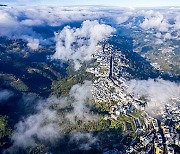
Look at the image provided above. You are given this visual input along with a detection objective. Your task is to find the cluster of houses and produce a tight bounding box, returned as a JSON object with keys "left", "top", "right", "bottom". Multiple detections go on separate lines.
{"left": 125, "top": 103, "right": 180, "bottom": 154}
{"left": 88, "top": 44, "right": 132, "bottom": 106}
{"left": 161, "top": 104, "right": 180, "bottom": 154}
{"left": 125, "top": 107, "right": 179, "bottom": 154}
{"left": 87, "top": 43, "right": 179, "bottom": 153}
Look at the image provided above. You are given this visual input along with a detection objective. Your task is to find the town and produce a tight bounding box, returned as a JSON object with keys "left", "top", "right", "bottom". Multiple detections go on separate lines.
{"left": 87, "top": 43, "right": 180, "bottom": 154}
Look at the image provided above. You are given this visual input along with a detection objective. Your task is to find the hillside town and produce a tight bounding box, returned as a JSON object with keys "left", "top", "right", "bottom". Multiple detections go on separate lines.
{"left": 87, "top": 44, "right": 180, "bottom": 154}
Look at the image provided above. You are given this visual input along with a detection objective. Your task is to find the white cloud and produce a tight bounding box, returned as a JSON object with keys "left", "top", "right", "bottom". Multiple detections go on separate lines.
{"left": 116, "top": 16, "right": 129, "bottom": 24}
{"left": 164, "top": 32, "right": 172, "bottom": 39}
{"left": 155, "top": 38, "right": 163, "bottom": 44}
{"left": 27, "top": 38, "right": 39, "bottom": 50}
{"left": 70, "top": 132, "right": 97, "bottom": 150}
{"left": 155, "top": 32, "right": 162, "bottom": 38}
{"left": 0, "top": 9, "right": 41, "bottom": 49}
{"left": 115, "top": 9, "right": 179, "bottom": 37}
{"left": 0, "top": 11, "right": 21, "bottom": 36}
{"left": 9, "top": 81, "right": 97, "bottom": 151}
{"left": 140, "top": 12, "right": 169, "bottom": 32}
{"left": 174, "top": 15, "right": 180, "bottom": 30}
{"left": 66, "top": 81, "right": 97, "bottom": 123}
{"left": 126, "top": 79, "right": 180, "bottom": 116}
{"left": 0, "top": 11, "right": 18, "bottom": 27}
{"left": 0, "top": 89, "right": 13, "bottom": 103}
{"left": 20, "top": 19, "right": 44, "bottom": 26}
{"left": 0, "top": 6, "right": 107, "bottom": 50}
{"left": 11, "top": 108, "right": 60, "bottom": 149}
{"left": 52, "top": 20, "right": 115, "bottom": 69}
{"left": 0, "top": 6, "right": 179, "bottom": 51}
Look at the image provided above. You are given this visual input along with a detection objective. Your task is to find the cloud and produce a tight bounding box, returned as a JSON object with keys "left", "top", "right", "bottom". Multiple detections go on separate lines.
{"left": 52, "top": 20, "right": 115, "bottom": 70}
{"left": 164, "top": 32, "right": 172, "bottom": 39}
{"left": 27, "top": 38, "right": 39, "bottom": 50}
{"left": 0, "top": 6, "right": 106, "bottom": 40}
{"left": 0, "top": 9, "right": 41, "bottom": 50}
{"left": 114, "top": 9, "right": 180, "bottom": 37}
{"left": 0, "top": 6, "right": 179, "bottom": 52}
{"left": 174, "top": 15, "right": 180, "bottom": 30}
{"left": 0, "top": 11, "right": 18, "bottom": 27}
{"left": 66, "top": 81, "right": 97, "bottom": 123}
{"left": 116, "top": 16, "right": 129, "bottom": 24}
{"left": 138, "top": 9, "right": 180, "bottom": 35}
{"left": 0, "top": 89, "right": 13, "bottom": 103}
{"left": 20, "top": 19, "right": 44, "bottom": 26}
{"left": 10, "top": 108, "right": 60, "bottom": 150}
{"left": 70, "top": 132, "right": 97, "bottom": 150}
{"left": 0, "top": 6, "right": 108, "bottom": 51}
{"left": 125, "top": 79, "right": 180, "bottom": 116}
{"left": 0, "top": 11, "right": 22, "bottom": 36}
{"left": 155, "top": 38, "right": 163, "bottom": 44}
{"left": 140, "top": 12, "right": 169, "bottom": 32}
{"left": 9, "top": 81, "right": 97, "bottom": 152}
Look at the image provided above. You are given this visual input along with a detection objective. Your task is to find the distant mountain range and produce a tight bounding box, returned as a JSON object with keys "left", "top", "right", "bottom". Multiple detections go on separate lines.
{"left": 0, "top": 4, "right": 7, "bottom": 6}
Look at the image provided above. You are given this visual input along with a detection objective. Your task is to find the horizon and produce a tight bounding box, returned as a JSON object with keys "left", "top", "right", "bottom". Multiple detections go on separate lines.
{"left": 1, "top": 0, "right": 180, "bottom": 7}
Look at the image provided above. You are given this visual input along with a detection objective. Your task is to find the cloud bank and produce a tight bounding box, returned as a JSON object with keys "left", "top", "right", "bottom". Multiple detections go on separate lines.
{"left": 0, "top": 6, "right": 106, "bottom": 50}
{"left": 9, "top": 81, "right": 97, "bottom": 152}
{"left": 140, "top": 13, "right": 169, "bottom": 32}
{"left": 52, "top": 20, "right": 115, "bottom": 70}
{"left": 126, "top": 79, "right": 180, "bottom": 115}
{"left": 0, "top": 6, "right": 179, "bottom": 52}
{"left": 115, "top": 8, "right": 180, "bottom": 42}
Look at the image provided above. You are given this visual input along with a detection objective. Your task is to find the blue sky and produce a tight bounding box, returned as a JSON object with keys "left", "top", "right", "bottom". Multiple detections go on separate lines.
{"left": 1, "top": 0, "right": 180, "bottom": 7}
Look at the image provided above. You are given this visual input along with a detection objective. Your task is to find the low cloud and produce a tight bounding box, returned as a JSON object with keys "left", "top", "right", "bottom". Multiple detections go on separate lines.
{"left": 125, "top": 79, "right": 180, "bottom": 116}
{"left": 0, "top": 89, "right": 13, "bottom": 103}
{"left": 139, "top": 11, "right": 169, "bottom": 32}
{"left": 0, "top": 6, "right": 106, "bottom": 50}
{"left": 8, "top": 81, "right": 97, "bottom": 152}
{"left": 1, "top": 6, "right": 179, "bottom": 51}
{"left": 70, "top": 132, "right": 97, "bottom": 150}
{"left": 66, "top": 81, "right": 96, "bottom": 122}
{"left": 115, "top": 9, "right": 180, "bottom": 37}
{"left": 11, "top": 108, "right": 60, "bottom": 150}
{"left": 116, "top": 16, "right": 129, "bottom": 24}
{"left": 27, "top": 38, "right": 39, "bottom": 50}
{"left": 52, "top": 20, "right": 115, "bottom": 70}
{"left": 174, "top": 14, "right": 180, "bottom": 30}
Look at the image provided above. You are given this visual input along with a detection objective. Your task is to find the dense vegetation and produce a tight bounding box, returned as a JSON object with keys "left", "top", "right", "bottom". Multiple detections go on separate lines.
{"left": 0, "top": 116, "right": 12, "bottom": 149}
{"left": 51, "top": 62, "right": 95, "bottom": 96}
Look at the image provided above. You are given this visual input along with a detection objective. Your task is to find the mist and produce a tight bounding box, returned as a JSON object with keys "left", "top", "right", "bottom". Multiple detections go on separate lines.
{"left": 126, "top": 78, "right": 180, "bottom": 116}
{"left": 8, "top": 81, "right": 98, "bottom": 152}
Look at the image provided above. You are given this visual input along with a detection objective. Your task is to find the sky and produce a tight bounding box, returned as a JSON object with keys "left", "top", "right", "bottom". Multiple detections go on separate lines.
{"left": 1, "top": 0, "right": 180, "bottom": 7}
